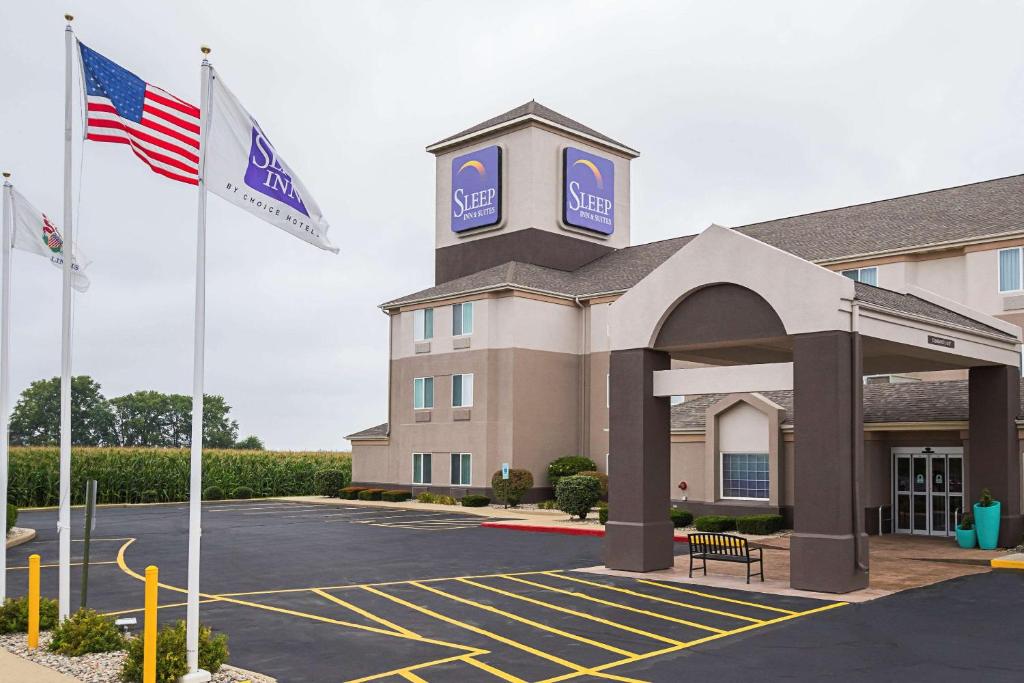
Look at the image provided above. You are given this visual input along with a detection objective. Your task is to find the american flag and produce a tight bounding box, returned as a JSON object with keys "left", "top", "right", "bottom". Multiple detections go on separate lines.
{"left": 79, "top": 42, "right": 200, "bottom": 186}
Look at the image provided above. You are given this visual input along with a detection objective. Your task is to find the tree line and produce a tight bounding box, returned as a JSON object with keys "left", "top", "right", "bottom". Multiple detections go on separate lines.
{"left": 8, "top": 375, "right": 264, "bottom": 449}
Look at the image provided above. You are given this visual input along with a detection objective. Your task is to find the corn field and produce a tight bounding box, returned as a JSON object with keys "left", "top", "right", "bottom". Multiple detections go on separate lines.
{"left": 7, "top": 447, "right": 351, "bottom": 507}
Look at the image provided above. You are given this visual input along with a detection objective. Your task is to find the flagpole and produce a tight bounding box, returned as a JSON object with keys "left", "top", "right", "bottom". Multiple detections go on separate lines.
{"left": 0, "top": 172, "right": 12, "bottom": 603}
{"left": 57, "top": 13, "right": 76, "bottom": 622}
{"left": 183, "top": 45, "right": 213, "bottom": 683}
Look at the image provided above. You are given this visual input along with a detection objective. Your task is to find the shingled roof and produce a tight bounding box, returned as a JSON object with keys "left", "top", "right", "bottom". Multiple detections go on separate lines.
{"left": 345, "top": 423, "right": 388, "bottom": 440}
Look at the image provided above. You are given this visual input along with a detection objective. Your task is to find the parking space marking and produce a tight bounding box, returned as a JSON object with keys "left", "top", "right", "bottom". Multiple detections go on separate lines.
{"left": 7, "top": 560, "right": 117, "bottom": 570}
{"left": 635, "top": 579, "right": 798, "bottom": 615}
{"left": 312, "top": 588, "right": 419, "bottom": 638}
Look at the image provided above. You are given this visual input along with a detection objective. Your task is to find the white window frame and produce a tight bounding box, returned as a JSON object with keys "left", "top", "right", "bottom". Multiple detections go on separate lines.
{"left": 719, "top": 451, "right": 770, "bottom": 501}
{"left": 451, "top": 373, "right": 474, "bottom": 408}
{"left": 413, "top": 376, "right": 434, "bottom": 410}
{"left": 413, "top": 308, "right": 434, "bottom": 342}
{"left": 840, "top": 266, "right": 878, "bottom": 286}
{"left": 998, "top": 247, "right": 1024, "bottom": 293}
{"left": 450, "top": 452, "right": 472, "bottom": 486}
{"left": 412, "top": 452, "right": 432, "bottom": 485}
{"left": 453, "top": 302, "right": 474, "bottom": 337}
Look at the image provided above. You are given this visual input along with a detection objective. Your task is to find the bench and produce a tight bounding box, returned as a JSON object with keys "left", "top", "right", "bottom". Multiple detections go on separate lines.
{"left": 688, "top": 533, "right": 764, "bottom": 583}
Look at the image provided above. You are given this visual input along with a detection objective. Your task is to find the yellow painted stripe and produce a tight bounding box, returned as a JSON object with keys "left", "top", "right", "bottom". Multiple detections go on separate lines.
{"left": 413, "top": 581, "right": 638, "bottom": 658}
{"left": 635, "top": 580, "right": 797, "bottom": 615}
{"left": 399, "top": 670, "right": 429, "bottom": 683}
{"left": 344, "top": 654, "right": 473, "bottom": 683}
{"left": 8, "top": 560, "right": 117, "bottom": 571}
{"left": 102, "top": 598, "right": 220, "bottom": 617}
{"left": 549, "top": 574, "right": 764, "bottom": 624}
{"left": 502, "top": 575, "right": 725, "bottom": 634}
{"left": 462, "top": 655, "right": 530, "bottom": 683}
{"left": 991, "top": 558, "right": 1024, "bottom": 570}
{"left": 459, "top": 578, "right": 687, "bottom": 647}
{"left": 312, "top": 588, "right": 419, "bottom": 637}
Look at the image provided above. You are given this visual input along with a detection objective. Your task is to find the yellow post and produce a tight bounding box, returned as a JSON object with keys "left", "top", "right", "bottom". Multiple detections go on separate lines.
{"left": 144, "top": 565, "right": 158, "bottom": 683}
{"left": 27, "top": 554, "right": 40, "bottom": 649}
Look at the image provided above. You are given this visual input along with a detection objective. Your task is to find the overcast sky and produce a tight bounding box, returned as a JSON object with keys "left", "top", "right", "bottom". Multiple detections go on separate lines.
{"left": 2, "top": 1, "right": 1023, "bottom": 450}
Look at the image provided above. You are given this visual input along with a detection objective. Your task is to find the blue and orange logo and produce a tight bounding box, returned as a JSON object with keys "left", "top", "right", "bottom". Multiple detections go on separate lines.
{"left": 451, "top": 145, "right": 502, "bottom": 233}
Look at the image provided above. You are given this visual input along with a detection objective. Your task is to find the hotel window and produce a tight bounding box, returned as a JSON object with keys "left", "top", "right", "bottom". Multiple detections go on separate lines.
{"left": 452, "top": 373, "right": 474, "bottom": 407}
{"left": 412, "top": 453, "right": 432, "bottom": 484}
{"left": 721, "top": 452, "right": 769, "bottom": 500}
{"left": 999, "top": 248, "right": 1023, "bottom": 293}
{"left": 413, "top": 377, "right": 434, "bottom": 410}
{"left": 413, "top": 308, "right": 433, "bottom": 341}
{"left": 453, "top": 302, "right": 474, "bottom": 336}
{"left": 450, "top": 453, "right": 472, "bottom": 486}
{"left": 840, "top": 267, "right": 878, "bottom": 286}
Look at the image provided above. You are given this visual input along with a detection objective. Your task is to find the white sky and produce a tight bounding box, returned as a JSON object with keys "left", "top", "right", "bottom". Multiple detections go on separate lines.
{"left": 2, "top": 1, "right": 1023, "bottom": 450}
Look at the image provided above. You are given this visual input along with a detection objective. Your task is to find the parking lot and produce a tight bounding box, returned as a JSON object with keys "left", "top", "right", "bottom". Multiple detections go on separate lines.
{"left": 6, "top": 500, "right": 1024, "bottom": 682}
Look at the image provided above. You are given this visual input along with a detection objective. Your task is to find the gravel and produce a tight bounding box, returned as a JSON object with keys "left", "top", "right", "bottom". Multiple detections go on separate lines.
{"left": 0, "top": 632, "right": 272, "bottom": 682}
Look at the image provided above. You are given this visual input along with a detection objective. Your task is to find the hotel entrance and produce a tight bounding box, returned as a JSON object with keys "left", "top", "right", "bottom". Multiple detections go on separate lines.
{"left": 892, "top": 447, "right": 965, "bottom": 537}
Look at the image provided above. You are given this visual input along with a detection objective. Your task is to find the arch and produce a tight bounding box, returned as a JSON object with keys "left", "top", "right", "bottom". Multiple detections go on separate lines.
{"left": 654, "top": 283, "right": 787, "bottom": 352}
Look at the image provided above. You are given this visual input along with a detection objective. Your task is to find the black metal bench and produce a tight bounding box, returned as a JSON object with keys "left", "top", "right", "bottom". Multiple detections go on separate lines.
{"left": 688, "top": 532, "right": 764, "bottom": 583}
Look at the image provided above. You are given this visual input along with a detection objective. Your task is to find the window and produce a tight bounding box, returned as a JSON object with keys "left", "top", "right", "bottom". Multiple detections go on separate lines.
{"left": 453, "top": 302, "right": 474, "bottom": 336}
{"left": 452, "top": 373, "right": 474, "bottom": 407}
{"left": 413, "top": 308, "right": 433, "bottom": 341}
{"left": 840, "top": 267, "right": 878, "bottom": 286}
{"left": 721, "top": 452, "right": 769, "bottom": 500}
{"left": 413, "top": 453, "right": 432, "bottom": 484}
{"left": 450, "top": 453, "right": 471, "bottom": 486}
{"left": 999, "top": 248, "right": 1022, "bottom": 293}
{"left": 413, "top": 377, "right": 434, "bottom": 409}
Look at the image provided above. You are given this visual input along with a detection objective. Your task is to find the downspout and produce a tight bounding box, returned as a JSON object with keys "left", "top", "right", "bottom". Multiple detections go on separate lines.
{"left": 573, "top": 296, "right": 589, "bottom": 457}
{"left": 380, "top": 306, "right": 393, "bottom": 438}
{"left": 850, "top": 301, "right": 868, "bottom": 573}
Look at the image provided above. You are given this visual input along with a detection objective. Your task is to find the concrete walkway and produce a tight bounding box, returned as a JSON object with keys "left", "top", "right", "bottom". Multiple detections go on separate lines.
{"left": 0, "top": 648, "right": 81, "bottom": 682}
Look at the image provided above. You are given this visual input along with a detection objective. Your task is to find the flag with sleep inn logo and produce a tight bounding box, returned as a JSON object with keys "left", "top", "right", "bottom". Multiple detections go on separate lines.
{"left": 203, "top": 68, "right": 337, "bottom": 253}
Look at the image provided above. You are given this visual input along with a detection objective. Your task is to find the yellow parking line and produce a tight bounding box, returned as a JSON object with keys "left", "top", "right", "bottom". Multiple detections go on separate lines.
{"left": 344, "top": 654, "right": 473, "bottom": 683}
{"left": 501, "top": 575, "right": 725, "bottom": 634}
{"left": 458, "top": 578, "right": 687, "bottom": 646}
{"left": 635, "top": 580, "right": 797, "bottom": 615}
{"left": 548, "top": 574, "right": 764, "bottom": 624}
{"left": 462, "top": 655, "right": 529, "bottom": 683}
{"left": 8, "top": 560, "right": 117, "bottom": 571}
{"left": 399, "top": 670, "right": 429, "bottom": 682}
{"left": 312, "top": 588, "right": 419, "bottom": 638}
{"left": 412, "top": 581, "right": 638, "bottom": 658}
{"left": 103, "top": 598, "right": 220, "bottom": 617}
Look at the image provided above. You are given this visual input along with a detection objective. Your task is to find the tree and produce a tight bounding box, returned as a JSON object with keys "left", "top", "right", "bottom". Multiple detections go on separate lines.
{"left": 111, "top": 391, "right": 239, "bottom": 448}
{"left": 9, "top": 376, "right": 116, "bottom": 446}
{"left": 234, "top": 435, "right": 264, "bottom": 450}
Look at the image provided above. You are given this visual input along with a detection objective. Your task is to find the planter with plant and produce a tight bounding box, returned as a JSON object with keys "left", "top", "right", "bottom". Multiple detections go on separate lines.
{"left": 973, "top": 488, "right": 1001, "bottom": 550}
{"left": 955, "top": 511, "right": 977, "bottom": 549}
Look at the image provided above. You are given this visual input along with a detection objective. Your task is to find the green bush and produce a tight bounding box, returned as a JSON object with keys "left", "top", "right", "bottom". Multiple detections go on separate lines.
{"left": 979, "top": 487, "right": 996, "bottom": 507}
{"left": 694, "top": 515, "right": 736, "bottom": 532}
{"left": 548, "top": 456, "right": 597, "bottom": 491}
{"left": 121, "top": 620, "right": 227, "bottom": 683}
{"left": 230, "top": 486, "right": 254, "bottom": 500}
{"left": 416, "top": 491, "right": 436, "bottom": 503}
{"left": 491, "top": 469, "right": 534, "bottom": 508}
{"left": 598, "top": 502, "right": 608, "bottom": 525}
{"left": 49, "top": 608, "right": 125, "bottom": 656}
{"left": 381, "top": 489, "right": 412, "bottom": 502}
{"left": 537, "top": 499, "right": 558, "bottom": 510}
{"left": 0, "top": 596, "right": 59, "bottom": 634}
{"left": 140, "top": 490, "right": 159, "bottom": 504}
{"left": 5, "top": 503, "right": 16, "bottom": 535}
{"left": 6, "top": 447, "right": 351, "bottom": 507}
{"left": 340, "top": 486, "right": 368, "bottom": 500}
{"left": 460, "top": 494, "right": 490, "bottom": 507}
{"left": 556, "top": 475, "right": 602, "bottom": 520}
{"left": 434, "top": 494, "right": 457, "bottom": 505}
{"left": 577, "top": 471, "right": 608, "bottom": 500}
{"left": 357, "top": 488, "right": 385, "bottom": 501}
{"left": 670, "top": 508, "right": 694, "bottom": 528}
{"left": 314, "top": 469, "right": 350, "bottom": 497}
{"left": 735, "top": 514, "right": 784, "bottom": 535}
{"left": 202, "top": 486, "right": 224, "bottom": 501}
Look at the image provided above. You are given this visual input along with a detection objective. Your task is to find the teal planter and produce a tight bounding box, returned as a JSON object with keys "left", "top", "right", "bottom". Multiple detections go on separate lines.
{"left": 973, "top": 501, "right": 1001, "bottom": 550}
{"left": 955, "top": 525, "right": 976, "bottom": 549}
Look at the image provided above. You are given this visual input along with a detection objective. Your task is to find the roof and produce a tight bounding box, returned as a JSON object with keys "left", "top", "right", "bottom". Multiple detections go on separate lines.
{"left": 670, "top": 378, "right": 1024, "bottom": 431}
{"left": 428, "top": 100, "right": 635, "bottom": 154}
{"left": 345, "top": 423, "right": 388, "bottom": 440}
{"left": 852, "top": 281, "right": 1008, "bottom": 337}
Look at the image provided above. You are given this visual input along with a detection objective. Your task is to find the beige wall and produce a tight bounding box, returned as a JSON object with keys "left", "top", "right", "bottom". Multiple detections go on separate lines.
{"left": 351, "top": 441, "right": 393, "bottom": 483}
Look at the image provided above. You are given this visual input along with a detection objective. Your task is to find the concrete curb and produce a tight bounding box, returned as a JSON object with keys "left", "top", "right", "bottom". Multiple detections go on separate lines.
{"left": 479, "top": 520, "right": 691, "bottom": 542}
{"left": 5, "top": 527, "right": 36, "bottom": 549}
{"left": 991, "top": 552, "right": 1024, "bottom": 569}
{"left": 222, "top": 663, "right": 278, "bottom": 682}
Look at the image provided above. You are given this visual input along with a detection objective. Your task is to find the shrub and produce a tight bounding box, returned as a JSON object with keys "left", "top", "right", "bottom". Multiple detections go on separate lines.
{"left": 5, "top": 503, "right": 16, "bottom": 535}
{"left": 381, "top": 489, "right": 412, "bottom": 502}
{"left": 598, "top": 502, "right": 608, "bottom": 525}
{"left": 416, "top": 491, "right": 436, "bottom": 503}
{"left": 979, "top": 487, "right": 996, "bottom": 507}
{"left": 230, "top": 486, "right": 254, "bottom": 500}
{"left": 577, "top": 471, "right": 608, "bottom": 500}
{"left": 460, "top": 494, "right": 490, "bottom": 507}
{"left": 537, "top": 499, "right": 558, "bottom": 510}
{"left": 960, "top": 511, "right": 975, "bottom": 530}
{"left": 694, "top": 515, "right": 736, "bottom": 532}
{"left": 556, "top": 475, "right": 601, "bottom": 520}
{"left": 340, "top": 486, "right": 369, "bottom": 500}
{"left": 121, "top": 620, "right": 228, "bottom": 683}
{"left": 314, "top": 469, "right": 350, "bottom": 497}
{"left": 49, "top": 608, "right": 125, "bottom": 656}
{"left": 670, "top": 508, "right": 694, "bottom": 528}
{"left": 548, "top": 456, "right": 597, "bottom": 491}
{"left": 435, "top": 495, "right": 457, "bottom": 505}
{"left": 357, "top": 488, "right": 385, "bottom": 501}
{"left": 140, "top": 490, "right": 159, "bottom": 504}
{"left": 202, "top": 486, "right": 224, "bottom": 501}
{"left": 0, "top": 596, "right": 59, "bottom": 634}
{"left": 735, "top": 514, "right": 784, "bottom": 535}
{"left": 491, "top": 469, "right": 534, "bottom": 508}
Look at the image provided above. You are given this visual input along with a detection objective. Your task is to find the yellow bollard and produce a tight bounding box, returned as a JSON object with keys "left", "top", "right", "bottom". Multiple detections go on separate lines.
{"left": 27, "top": 554, "right": 40, "bottom": 649}
{"left": 144, "top": 565, "right": 158, "bottom": 683}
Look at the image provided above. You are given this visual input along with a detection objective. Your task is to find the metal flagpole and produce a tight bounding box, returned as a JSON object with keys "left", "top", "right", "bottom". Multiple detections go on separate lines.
{"left": 0, "top": 172, "right": 12, "bottom": 603}
{"left": 58, "top": 14, "right": 76, "bottom": 622}
{"left": 183, "top": 46, "right": 213, "bottom": 683}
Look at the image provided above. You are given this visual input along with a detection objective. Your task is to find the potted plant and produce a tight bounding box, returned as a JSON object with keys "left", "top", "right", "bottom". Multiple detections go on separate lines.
{"left": 973, "top": 487, "right": 1001, "bottom": 550}
{"left": 955, "top": 511, "right": 976, "bottom": 549}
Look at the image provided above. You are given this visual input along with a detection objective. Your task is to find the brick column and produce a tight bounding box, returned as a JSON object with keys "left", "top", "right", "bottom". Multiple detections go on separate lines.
{"left": 968, "top": 365, "right": 1023, "bottom": 547}
{"left": 605, "top": 348, "right": 673, "bottom": 572}
{"left": 790, "top": 331, "right": 869, "bottom": 593}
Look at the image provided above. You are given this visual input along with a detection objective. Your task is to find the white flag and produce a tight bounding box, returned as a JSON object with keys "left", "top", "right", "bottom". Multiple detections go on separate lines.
{"left": 10, "top": 188, "right": 90, "bottom": 292}
{"left": 204, "top": 68, "right": 338, "bottom": 253}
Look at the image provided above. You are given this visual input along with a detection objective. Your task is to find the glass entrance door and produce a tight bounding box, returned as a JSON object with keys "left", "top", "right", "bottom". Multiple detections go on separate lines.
{"left": 892, "top": 449, "right": 964, "bottom": 537}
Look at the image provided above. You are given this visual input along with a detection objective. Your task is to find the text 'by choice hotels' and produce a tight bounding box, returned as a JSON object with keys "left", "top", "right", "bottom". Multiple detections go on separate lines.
{"left": 451, "top": 145, "right": 502, "bottom": 232}
{"left": 563, "top": 147, "right": 615, "bottom": 235}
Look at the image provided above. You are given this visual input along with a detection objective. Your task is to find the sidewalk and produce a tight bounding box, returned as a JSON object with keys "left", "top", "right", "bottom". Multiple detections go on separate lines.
{"left": 0, "top": 648, "right": 81, "bottom": 682}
